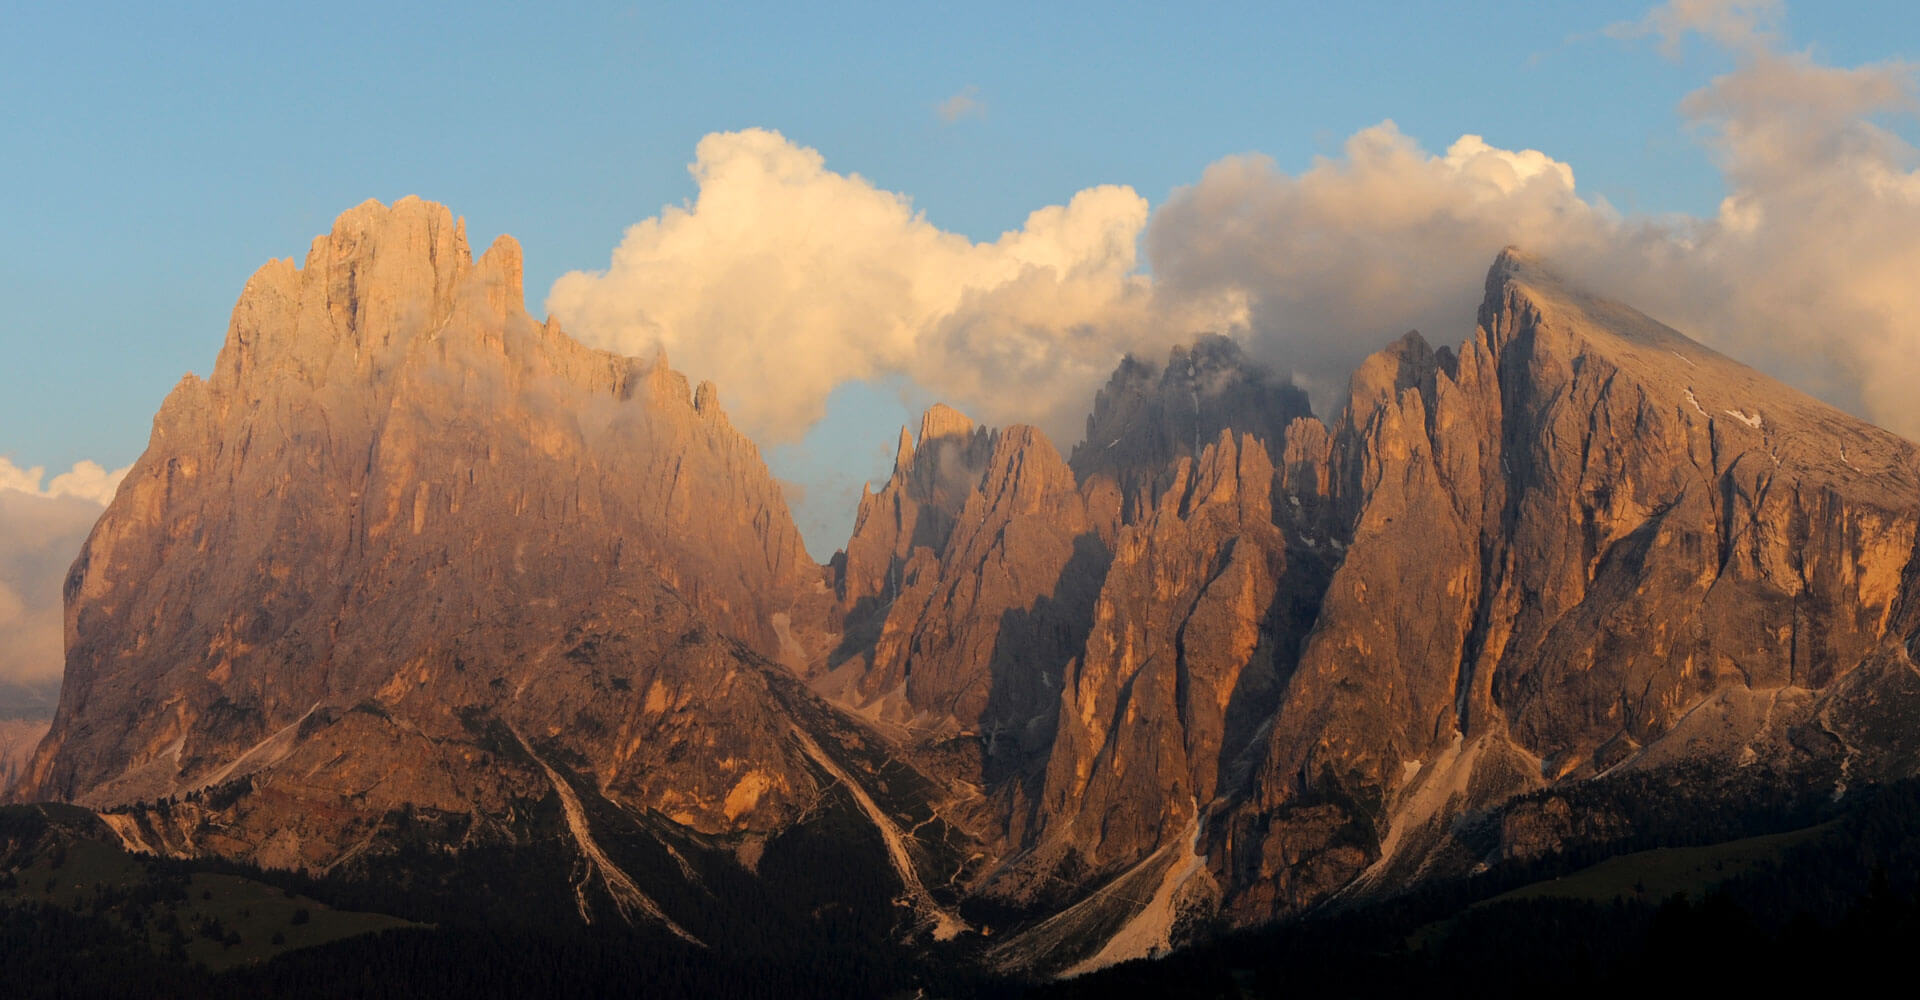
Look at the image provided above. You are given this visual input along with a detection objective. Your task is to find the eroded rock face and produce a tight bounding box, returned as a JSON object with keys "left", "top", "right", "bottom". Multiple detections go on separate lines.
{"left": 1035, "top": 431, "right": 1293, "bottom": 875}
{"left": 15, "top": 198, "right": 850, "bottom": 868}
{"left": 826, "top": 343, "right": 1332, "bottom": 917}
{"left": 848, "top": 427, "right": 1094, "bottom": 722}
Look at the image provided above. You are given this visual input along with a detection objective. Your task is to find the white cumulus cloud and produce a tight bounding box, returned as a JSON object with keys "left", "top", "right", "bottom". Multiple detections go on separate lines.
{"left": 0, "top": 457, "right": 122, "bottom": 690}
{"left": 0, "top": 489, "right": 101, "bottom": 688}
{"left": 0, "top": 457, "right": 130, "bottom": 506}
{"left": 1145, "top": 122, "right": 1614, "bottom": 415}
{"left": 549, "top": 128, "right": 1236, "bottom": 448}
{"left": 1146, "top": 5, "right": 1920, "bottom": 439}
{"left": 550, "top": 0, "right": 1920, "bottom": 509}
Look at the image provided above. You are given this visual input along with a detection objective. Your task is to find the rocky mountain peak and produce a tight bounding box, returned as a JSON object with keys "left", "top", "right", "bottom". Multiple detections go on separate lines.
{"left": 1486, "top": 243, "right": 1534, "bottom": 281}
{"left": 894, "top": 425, "right": 915, "bottom": 471}
{"left": 969, "top": 425, "right": 1077, "bottom": 518}
{"left": 217, "top": 197, "right": 486, "bottom": 387}
{"left": 886, "top": 403, "right": 981, "bottom": 478}
{"left": 1478, "top": 245, "right": 1915, "bottom": 500}
{"left": 1071, "top": 333, "right": 1312, "bottom": 521}
{"left": 1344, "top": 329, "right": 1452, "bottom": 418}
{"left": 1214, "top": 247, "right": 1920, "bottom": 921}
{"left": 906, "top": 405, "right": 994, "bottom": 501}
{"left": 918, "top": 403, "right": 977, "bottom": 447}
{"left": 834, "top": 404, "right": 999, "bottom": 610}
{"left": 472, "top": 233, "right": 525, "bottom": 321}
{"left": 18, "top": 199, "right": 824, "bottom": 828}
{"left": 829, "top": 417, "right": 1101, "bottom": 756}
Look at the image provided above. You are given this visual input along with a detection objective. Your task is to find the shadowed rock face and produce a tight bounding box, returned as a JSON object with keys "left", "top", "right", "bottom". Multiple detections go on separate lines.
{"left": 1071, "top": 335, "right": 1314, "bottom": 527}
{"left": 0, "top": 719, "right": 49, "bottom": 794}
{"left": 20, "top": 205, "right": 1920, "bottom": 971}
{"left": 823, "top": 410, "right": 1112, "bottom": 845}
{"left": 14, "top": 198, "right": 856, "bottom": 868}
{"left": 845, "top": 426, "right": 1093, "bottom": 725}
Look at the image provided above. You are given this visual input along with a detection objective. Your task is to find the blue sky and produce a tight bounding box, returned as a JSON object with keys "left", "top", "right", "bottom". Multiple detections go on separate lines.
{"left": 3, "top": 1, "right": 1916, "bottom": 553}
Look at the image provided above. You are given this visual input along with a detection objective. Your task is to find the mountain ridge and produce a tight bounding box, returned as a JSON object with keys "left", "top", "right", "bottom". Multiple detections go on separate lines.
{"left": 14, "top": 198, "right": 1920, "bottom": 980}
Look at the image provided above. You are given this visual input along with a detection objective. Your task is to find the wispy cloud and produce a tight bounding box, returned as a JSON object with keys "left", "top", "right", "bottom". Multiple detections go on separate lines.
{"left": 1606, "top": 0, "right": 1783, "bottom": 57}
{"left": 936, "top": 85, "right": 986, "bottom": 123}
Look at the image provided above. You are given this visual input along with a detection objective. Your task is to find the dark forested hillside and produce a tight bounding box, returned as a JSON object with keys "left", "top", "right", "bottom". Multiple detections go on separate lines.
{"left": 1038, "top": 777, "right": 1920, "bottom": 999}
{"left": 8, "top": 777, "right": 1920, "bottom": 997}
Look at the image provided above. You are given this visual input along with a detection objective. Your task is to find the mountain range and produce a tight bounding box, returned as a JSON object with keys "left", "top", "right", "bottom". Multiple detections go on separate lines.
{"left": 10, "top": 197, "right": 1920, "bottom": 989}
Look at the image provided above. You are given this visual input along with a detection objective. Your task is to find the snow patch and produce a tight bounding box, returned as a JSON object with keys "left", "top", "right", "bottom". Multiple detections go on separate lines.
{"left": 1723, "top": 408, "right": 1763, "bottom": 429}
{"left": 1684, "top": 388, "right": 1708, "bottom": 418}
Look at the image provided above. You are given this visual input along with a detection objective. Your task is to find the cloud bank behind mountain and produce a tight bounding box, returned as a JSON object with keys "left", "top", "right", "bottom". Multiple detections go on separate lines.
{"left": 552, "top": 4, "right": 1920, "bottom": 468}
{"left": 0, "top": 458, "right": 122, "bottom": 695}
{"left": 0, "top": 485, "right": 104, "bottom": 697}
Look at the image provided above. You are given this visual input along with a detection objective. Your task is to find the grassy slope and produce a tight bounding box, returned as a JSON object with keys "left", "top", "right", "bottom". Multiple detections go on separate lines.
{"left": 0, "top": 807, "right": 421, "bottom": 972}
{"left": 1483, "top": 821, "right": 1835, "bottom": 907}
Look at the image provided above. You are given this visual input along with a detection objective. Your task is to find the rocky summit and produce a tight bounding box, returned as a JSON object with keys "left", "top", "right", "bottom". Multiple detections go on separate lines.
{"left": 17, "top": 199, "right": 852, "bottom": 863}
{"left": 15, "top": 202, "right": 1920, "bottom": 984}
